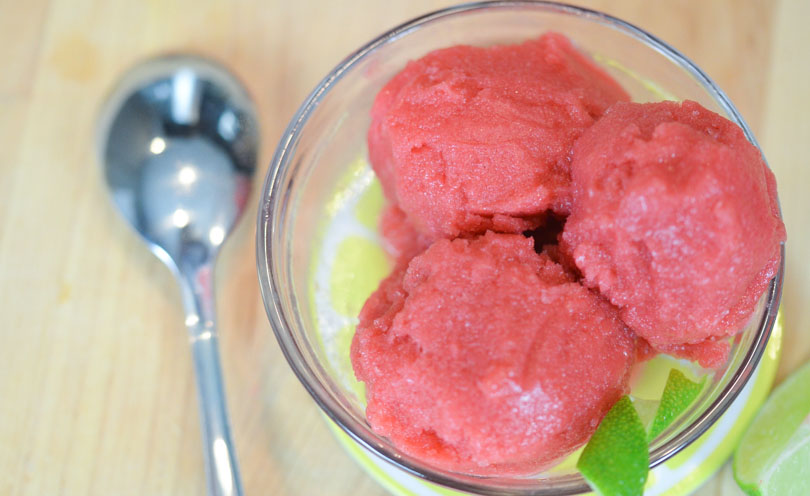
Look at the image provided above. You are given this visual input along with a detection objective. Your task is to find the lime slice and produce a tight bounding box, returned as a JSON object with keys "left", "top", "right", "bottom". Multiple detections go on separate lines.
{"left": 578, "top": 369, "right": 707, "bottom": 495}
{"left": 578, "top": 396, "right": 649, "bottom": 496}
{"left": 733, "top": 360, "right": 810, "bottom": 495}
{"left": 648, "top": 369, "right": 704, "bottom": 441}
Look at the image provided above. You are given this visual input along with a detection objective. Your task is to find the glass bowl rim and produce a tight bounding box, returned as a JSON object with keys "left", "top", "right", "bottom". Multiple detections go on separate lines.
{"left": 256, "top": 1, "right": 785, "bottom": 494}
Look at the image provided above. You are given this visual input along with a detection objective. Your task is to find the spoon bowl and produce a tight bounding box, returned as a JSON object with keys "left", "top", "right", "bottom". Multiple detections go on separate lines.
{"left": 98, "top": 55, "right": 258, "bottom": 496}
{"left": 101, "top": 56, "right": 257, "bottom": 269}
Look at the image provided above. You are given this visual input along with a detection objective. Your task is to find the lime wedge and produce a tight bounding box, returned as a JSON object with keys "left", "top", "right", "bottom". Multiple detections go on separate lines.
{"left": 648, "top": 369, "right": 704, "bottom": 441}
{"left": 733, "top": 360, "right": 810, "bottom": 495}
{"left": 578, "top": 396, "right": 649, "bottom": 496}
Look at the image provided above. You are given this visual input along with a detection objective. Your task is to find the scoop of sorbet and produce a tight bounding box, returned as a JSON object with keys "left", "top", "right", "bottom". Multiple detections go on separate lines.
{"left": 368, "top": 32, "right": 629, "bottom": 240}
{"left": 561, "top": 101, "right": 785, "bottom": 363}
{"left": 351, "top": 232, "right": 635, "bottom": 474}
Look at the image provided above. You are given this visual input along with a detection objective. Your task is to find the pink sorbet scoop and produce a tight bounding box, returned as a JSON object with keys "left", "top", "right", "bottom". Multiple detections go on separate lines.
{"left": 368, "top": 33, "right": 629, "bottom": 241}
{"left": 561, "top": 100, "right": 785, "bottom": 365}
{"left": 351, "top": 232, "right": 636, "bottom": 474}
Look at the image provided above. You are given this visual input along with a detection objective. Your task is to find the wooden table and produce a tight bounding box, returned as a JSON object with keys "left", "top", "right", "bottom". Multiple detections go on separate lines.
{"left": 1, "top": 0, "right": 807, "bottom": 494}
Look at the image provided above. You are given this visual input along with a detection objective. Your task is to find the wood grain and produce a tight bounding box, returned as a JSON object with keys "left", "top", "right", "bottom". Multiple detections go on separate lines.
{"left": 0, "top": 1, "right": 807, "bottom": 495}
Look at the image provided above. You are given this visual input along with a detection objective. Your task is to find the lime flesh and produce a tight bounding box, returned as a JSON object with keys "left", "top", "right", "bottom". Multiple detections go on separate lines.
{"left": 733, "top": 360, "right": 810, "bottom": 495}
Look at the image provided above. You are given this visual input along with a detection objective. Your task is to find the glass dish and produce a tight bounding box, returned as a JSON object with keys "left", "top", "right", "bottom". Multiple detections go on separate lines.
{"left": 256, "top": 2, "right": 785, "bottom": 494}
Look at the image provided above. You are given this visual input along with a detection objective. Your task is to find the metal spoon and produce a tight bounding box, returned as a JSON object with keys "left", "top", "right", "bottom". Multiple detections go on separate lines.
{"left": 98, "top": 55, "right": 258, "bottom": 496}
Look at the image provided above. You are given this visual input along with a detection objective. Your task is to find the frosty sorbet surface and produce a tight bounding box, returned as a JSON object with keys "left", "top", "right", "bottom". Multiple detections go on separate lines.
{"left": 368, "top": 32, "right": 629, "bottom": 241}
{"left": 561, "top": 101, "right": 786, "bottom": 364}
{"left": 351, "top": 232, "right": 635, "bottom": 474}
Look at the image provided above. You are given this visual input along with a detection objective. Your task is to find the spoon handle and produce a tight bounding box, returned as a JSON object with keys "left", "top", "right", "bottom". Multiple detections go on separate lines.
{"left": 181, "top": 267, "right": 243, "bottom": 496}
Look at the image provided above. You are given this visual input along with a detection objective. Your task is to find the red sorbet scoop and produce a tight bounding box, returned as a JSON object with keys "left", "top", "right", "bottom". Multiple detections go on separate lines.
{"left": 562, "top": 100, "right": 785, "bottom": 362}
{"left": 351, "top": 232, "right": 635, "bottom": 474}
{"left": 368, "top": 32, "right": 629, "bottom": 240}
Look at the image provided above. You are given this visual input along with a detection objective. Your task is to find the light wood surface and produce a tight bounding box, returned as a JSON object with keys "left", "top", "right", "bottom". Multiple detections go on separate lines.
{"left": 1, "top": 1, "right": 808, "bottom": 494}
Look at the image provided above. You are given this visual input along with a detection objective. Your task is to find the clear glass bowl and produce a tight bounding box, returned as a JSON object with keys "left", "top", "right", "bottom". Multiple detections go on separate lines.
{"left": 256, "top": 2, "right": 784, "bottom": 494}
